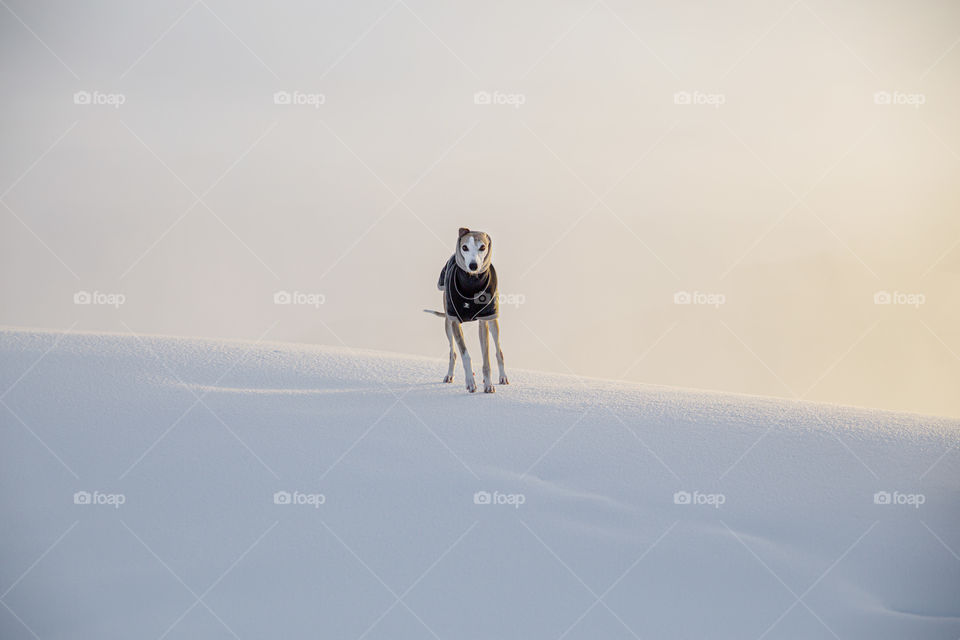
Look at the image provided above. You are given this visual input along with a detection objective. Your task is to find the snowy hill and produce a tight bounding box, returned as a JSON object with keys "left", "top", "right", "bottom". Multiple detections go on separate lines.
{"left": 1, "top": 327, "right": 958, "bottom": 639}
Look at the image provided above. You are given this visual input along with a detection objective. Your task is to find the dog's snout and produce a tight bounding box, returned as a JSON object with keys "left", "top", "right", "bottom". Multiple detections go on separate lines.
{"left": 469, "top": 262, "right": 478, "bottom": 271}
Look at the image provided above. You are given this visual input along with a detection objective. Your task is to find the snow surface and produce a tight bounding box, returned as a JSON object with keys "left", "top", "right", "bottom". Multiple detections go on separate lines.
{"left": 1, "top": 327, "right": 958, "bottom": 639}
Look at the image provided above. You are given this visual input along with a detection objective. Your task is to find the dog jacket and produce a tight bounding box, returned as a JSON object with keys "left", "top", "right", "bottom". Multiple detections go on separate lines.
{"left": 438, "top": 255, "right": 499, "bottom": 322}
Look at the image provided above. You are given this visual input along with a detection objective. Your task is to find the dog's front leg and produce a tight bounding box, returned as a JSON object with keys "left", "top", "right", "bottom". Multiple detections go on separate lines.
{"left": 487, "top": 318, "right": 508, "bottom": 384}
{"left": 443, "top": 317, "right": 457, "bottom": 383}
{"left": 450, "top": 319, "right": 476, "bottom": 392}
{"left": 479, "top": 320, "right": 494, "bottom": 393}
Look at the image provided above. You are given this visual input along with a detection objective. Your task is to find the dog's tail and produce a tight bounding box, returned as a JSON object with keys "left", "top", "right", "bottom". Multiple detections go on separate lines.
{"left": 422, "top": 309, "right": 446, "bottom": 317}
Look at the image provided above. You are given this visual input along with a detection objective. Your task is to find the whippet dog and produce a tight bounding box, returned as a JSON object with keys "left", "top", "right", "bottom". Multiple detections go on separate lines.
{"left": 424, "top": 227, "right": 508, "bottom": 393}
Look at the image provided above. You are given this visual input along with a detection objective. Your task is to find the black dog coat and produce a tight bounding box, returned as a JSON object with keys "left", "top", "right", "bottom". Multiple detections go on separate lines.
{"left": 438, "top": 255, "right": 499, "bottom": 322}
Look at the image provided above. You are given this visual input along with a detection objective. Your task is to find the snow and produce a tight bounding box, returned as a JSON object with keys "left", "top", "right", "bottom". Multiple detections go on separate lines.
{"left": 1, "top": 326, "right": 958, "bottom": 639}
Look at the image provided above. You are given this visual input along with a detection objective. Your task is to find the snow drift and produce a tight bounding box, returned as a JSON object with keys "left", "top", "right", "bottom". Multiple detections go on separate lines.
{"left": 1, "top": 327, "right": 958, "bottom": 639}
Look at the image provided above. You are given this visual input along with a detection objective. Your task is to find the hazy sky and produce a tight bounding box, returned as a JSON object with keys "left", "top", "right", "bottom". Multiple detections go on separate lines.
{"left": 2, "top": 0, "right": 959, "bottom": 417}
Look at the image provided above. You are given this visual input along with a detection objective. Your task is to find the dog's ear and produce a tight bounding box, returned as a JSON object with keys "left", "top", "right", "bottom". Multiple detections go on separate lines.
{"left": 458, "top": 227, "right": 470, "bottom": 238}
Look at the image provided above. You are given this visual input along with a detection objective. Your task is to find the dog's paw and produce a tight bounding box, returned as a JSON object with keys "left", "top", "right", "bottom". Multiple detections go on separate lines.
{"left": 443, "top": 375, "right": 454, "bottom": 383}
{"left": 484, "top": 382, "right": 496, "bottom": 393}
{"left": 499, "top": 376, "right": 509, "bottom": 385}
{"left": 465, "top": 379, "right": 477, "bottom": 393}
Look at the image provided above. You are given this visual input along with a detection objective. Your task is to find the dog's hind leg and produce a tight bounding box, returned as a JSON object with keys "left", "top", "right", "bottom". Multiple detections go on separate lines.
{"left": 443, "top": 317, "right": 456, "bottom": 383}
{"left": 488, "top": 318, "right": 508, "bottom": 384}
{"left": 450, "top": 319, "right": 476, "bottom": 392}
{"left": 479, "top": 320, "right": 494, "bottom": 393}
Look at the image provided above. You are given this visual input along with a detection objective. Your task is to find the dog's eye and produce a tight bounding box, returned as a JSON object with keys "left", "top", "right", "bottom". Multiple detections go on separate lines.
{"left": 461, "top": 245, "right": 468, "bottom": 251}
{"left": 479, "top": 245, "right": 486, "bottom": 251}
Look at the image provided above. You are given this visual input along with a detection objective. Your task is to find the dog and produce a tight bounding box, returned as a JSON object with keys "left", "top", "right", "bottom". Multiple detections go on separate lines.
{"left": 424, "top": 227, "right": 509, "bottom": 393}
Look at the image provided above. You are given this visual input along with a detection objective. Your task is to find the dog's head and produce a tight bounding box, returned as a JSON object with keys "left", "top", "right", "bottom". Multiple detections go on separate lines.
{"left": 454, "top": 227, "right": 492, "bottom": 275}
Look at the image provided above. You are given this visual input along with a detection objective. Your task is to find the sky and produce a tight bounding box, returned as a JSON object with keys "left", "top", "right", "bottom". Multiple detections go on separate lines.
{"left": 2, "top": 0, "right": 959, "bottom": 417}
